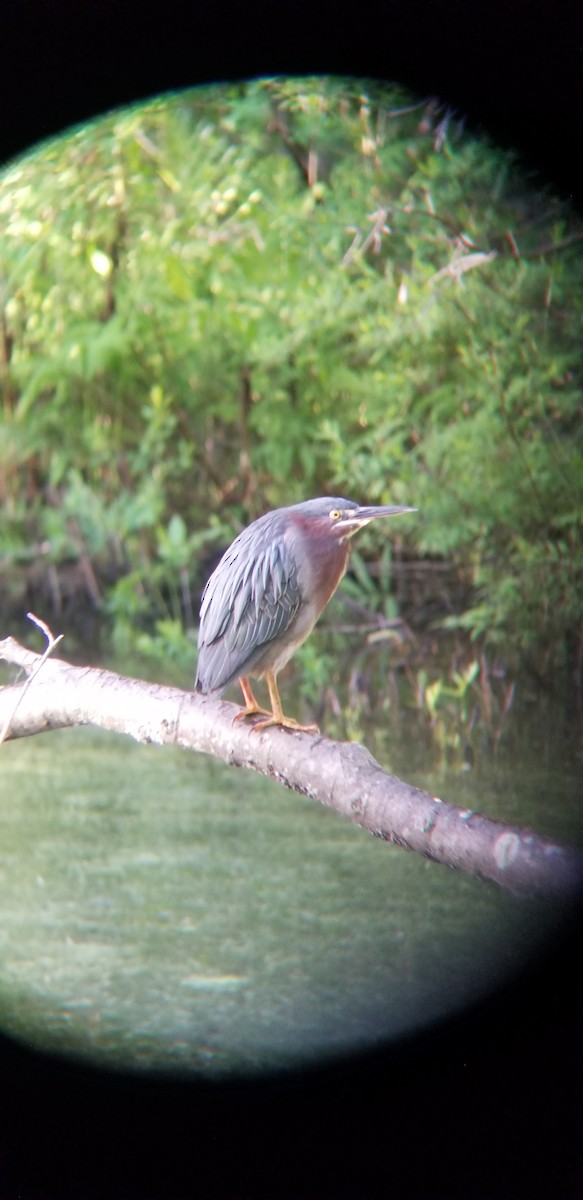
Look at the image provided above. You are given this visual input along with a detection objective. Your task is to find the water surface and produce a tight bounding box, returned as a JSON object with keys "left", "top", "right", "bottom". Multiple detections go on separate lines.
{"left": 0, "top": 712, "right": 578, "bottom": 1077}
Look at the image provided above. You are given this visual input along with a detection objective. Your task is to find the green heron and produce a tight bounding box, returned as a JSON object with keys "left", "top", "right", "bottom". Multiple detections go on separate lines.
{"left": 195, "top": 496, "right": 415, "bottom": 732}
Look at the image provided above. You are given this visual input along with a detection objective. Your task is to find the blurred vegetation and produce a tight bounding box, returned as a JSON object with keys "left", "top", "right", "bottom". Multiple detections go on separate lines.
{"left": 0, "top": 77, "right": 582, "bottom": 726}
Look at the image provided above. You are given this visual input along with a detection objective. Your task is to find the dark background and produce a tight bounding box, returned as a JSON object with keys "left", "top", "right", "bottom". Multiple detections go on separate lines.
{"left": 1, "top": 1, "right": 582, "bottom": 1196}
{"left": 3, "top": 0, "right": 583, "bottom": 204}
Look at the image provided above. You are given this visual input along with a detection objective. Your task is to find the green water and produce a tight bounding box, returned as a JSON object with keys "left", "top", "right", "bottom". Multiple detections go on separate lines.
{"left": 0, "top": 711, "right": 579, "bottom": 1078}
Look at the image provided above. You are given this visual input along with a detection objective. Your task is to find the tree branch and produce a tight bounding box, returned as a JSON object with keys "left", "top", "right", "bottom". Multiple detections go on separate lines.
{"left": 1, "top": 636, "right": 581, "bottom": 900}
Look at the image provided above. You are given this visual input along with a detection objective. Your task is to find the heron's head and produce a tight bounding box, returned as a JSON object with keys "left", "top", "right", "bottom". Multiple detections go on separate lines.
{"left": 287, "top": 497, "right": 416, "bottom": 542}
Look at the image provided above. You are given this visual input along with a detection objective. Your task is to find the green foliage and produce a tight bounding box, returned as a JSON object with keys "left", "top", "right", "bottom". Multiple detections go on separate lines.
{"left": 0, "top": 77, "right": 582, "bottom": 687}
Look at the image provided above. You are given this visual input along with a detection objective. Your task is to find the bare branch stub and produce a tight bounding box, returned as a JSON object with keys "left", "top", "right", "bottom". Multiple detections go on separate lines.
{"left": 0, "top": 616, "right": 63, "bottom": 745}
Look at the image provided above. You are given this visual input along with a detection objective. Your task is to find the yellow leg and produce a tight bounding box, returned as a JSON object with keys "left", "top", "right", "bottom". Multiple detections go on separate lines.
{"left": 234, "top": 675, "right": 272, "bottom": 722}
{"left": 248, "top": 670, "right": 319, "bottom": 734}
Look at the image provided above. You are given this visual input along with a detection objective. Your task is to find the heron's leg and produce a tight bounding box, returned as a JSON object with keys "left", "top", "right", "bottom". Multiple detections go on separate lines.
{"left": 250, "top": 670, "right": 319, "bottom": 734}
{"left": 234, "top": 675, "right": 272, "bottom": 722}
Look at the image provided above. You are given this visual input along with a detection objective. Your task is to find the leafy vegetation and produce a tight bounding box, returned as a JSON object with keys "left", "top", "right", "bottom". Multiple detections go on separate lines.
{"left": 0, "top": 77, "right": 581, "bottom": 711}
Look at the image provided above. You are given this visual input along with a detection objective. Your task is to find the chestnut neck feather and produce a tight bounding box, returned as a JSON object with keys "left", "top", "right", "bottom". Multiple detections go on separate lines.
{"left": 289, "top": 514, "right": 350, "bottom": 611}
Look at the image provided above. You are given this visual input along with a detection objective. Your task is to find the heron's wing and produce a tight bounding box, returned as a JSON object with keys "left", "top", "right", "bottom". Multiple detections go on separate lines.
{"left": 196, "top": 529, "right": 301, "bottom": 694}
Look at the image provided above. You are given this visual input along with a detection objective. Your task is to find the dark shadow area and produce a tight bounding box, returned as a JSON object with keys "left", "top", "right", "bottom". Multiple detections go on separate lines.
{"left": 1, "top": 1, "right": 582, "bottom": 1196}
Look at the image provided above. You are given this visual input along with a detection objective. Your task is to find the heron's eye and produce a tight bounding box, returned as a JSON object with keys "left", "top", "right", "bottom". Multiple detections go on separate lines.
{"left": 329, "top": 509, "right": 342, "bottom": 521}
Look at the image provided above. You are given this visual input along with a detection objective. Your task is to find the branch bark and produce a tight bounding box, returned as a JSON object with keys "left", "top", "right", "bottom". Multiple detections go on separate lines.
{"left": 1, "top": 636, "right": 581, "bottom": 900}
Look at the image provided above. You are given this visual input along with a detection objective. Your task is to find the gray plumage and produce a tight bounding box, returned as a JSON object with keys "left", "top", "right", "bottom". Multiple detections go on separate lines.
{"left": 196, "top": 498, "right": 352, "bottom": 694}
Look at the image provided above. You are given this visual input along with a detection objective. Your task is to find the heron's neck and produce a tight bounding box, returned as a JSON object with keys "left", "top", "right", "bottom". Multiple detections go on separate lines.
{"left": 290, "top": 517, "right": 350, "bottom": 609}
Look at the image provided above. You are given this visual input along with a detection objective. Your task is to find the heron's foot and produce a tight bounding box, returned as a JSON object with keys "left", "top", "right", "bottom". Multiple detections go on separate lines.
{"left": 233, "top": 702, "right": 272, "bottom": 724}
{"left": 250, "top": 713, "right": 320, "bottom": 735}
{"left": 236, "top": 673, "right": 319, "bottom": 733}
{"left": 234, "top": 676, "right": 272, "bottom": 723}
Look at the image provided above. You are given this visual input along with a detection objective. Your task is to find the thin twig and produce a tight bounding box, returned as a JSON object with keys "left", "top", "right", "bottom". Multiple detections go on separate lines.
{"left": 342, "top": 208, "right": 390, "bottom": 267}
{"left": 430, "top": 249, "right": 497, "bottom": 286}
{"left": 521, "top": 231, "right": 583, "bottom": 258}
{"left": 0, "top": 613, "right": 63, "bottom": 746}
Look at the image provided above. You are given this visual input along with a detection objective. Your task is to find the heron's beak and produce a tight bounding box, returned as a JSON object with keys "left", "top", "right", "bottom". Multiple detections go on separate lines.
{"left": 339, "top": 504, "right": 416, "bottom": 538}
{"left": 355, "top": 505, "right": 416, "bottom": 522}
